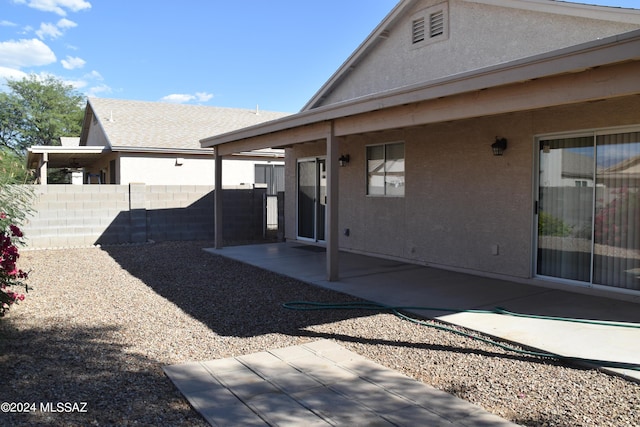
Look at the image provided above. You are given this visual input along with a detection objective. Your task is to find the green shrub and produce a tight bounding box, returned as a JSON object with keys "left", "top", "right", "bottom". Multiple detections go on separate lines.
{"left": 538, "top": 211, "right": 572, "bottom": 237}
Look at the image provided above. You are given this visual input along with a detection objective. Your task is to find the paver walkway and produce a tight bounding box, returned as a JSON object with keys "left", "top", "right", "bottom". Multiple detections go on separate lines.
{"left": 164, "top": 339, "right": 519, "bottom": 426}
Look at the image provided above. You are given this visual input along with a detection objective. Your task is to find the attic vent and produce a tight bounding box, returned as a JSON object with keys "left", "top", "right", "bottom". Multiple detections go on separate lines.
{"left": 412, "top": 18, "right": 425, "bottom": 44}
{"left": 410, "top": 3, "right": 448, "bottom": 47}
{"left": 430, "top": 11, "right": 444, "bottom": 37}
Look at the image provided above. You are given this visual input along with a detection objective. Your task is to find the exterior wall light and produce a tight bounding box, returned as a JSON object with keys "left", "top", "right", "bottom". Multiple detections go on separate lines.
{"left": 492, "top": 137, "right": 507, "bottom": 156}
{"left": 338, "top": 154, "right": 350, "bottom": 166}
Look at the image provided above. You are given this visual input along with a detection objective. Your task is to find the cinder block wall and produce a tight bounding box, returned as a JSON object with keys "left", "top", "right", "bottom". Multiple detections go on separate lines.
{"left": 21, "top": 184, "right": 269, "bottom": 248}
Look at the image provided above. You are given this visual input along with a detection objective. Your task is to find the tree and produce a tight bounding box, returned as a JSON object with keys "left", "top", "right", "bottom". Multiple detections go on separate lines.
{"left": 0, "top": 75, "right": 85, "bottom": 155}
{"left": 0, "top": 148, "right": 32, "bottom": 184}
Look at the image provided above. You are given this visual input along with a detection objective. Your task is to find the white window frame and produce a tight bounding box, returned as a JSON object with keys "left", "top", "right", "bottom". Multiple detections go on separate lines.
{"left": 366, "top": 142, "right": 405, "bottom": 197}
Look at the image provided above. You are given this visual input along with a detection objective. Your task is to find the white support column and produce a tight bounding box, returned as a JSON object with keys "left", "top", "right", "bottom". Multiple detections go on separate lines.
{"left": 214, "top": 152, "right": 223, "bottom": 249}
{"left": 326, "top": 121, "right": 339, "bottom": 281}
{"left": 39, "top": 152, "right": 48, "bottom": 185}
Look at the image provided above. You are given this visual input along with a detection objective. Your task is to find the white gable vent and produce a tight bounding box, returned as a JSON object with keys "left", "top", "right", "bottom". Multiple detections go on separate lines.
{"left": 411, "top": 3, "right": 448, "bottom": 47}
{"left": 430, "top": 11, "right": 444, "bottom": 38}
{"left": 412, "top": 18, "right": 425, "bottom": 44}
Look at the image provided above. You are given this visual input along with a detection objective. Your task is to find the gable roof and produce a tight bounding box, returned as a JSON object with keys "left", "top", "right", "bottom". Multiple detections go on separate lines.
{"left": 202, "top": 28, "right": 640, "bottom": 151}
{"left": 302, "top": 0, "right": 640, "bottom": 111}
{"left": 81, "top": 98, "right": 291, "bottom": 153}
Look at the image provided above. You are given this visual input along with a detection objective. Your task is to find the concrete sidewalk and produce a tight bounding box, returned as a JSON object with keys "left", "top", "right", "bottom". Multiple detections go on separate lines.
{"left": 164, "top": 339, "right": 519, "bottom": 426}
{"left": 204, "top": 242, "right": 640, "bottom": 382}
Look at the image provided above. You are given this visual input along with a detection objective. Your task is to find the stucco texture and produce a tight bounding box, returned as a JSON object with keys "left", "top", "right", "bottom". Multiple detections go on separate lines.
{"left": 320, "top": 0, "right": 640, "bottom": 106}
{"left": 286, "top": 96, "right": 640, "bottom": 280}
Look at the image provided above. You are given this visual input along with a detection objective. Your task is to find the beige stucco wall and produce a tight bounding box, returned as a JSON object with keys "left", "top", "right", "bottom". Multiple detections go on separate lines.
{"left": 320, "top": 0, "right": 640, "bottom": 106}
{"left": 117, "top": 154, "right": 281, "bottom": 186}
{"left": 285, "top": 96, "right": 640, "bottom": 280}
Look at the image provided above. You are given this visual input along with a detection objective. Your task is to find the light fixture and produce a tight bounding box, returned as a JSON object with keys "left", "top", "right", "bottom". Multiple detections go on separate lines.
{"left": 338, "top": 154, "right": 350, "bottom": 167}
{"left": 491, "top": 137, "right": 507, "bottom": 156}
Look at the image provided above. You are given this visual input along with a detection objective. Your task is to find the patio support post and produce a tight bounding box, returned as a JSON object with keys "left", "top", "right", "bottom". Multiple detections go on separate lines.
{"left": 326, "top": 121, "right": 339, "bottom": 281}
{"left": 39, "top": 152, "right": 48, "bottom": 185}
{"left": 214, "top": 152, "right": 223, "bottom": 249}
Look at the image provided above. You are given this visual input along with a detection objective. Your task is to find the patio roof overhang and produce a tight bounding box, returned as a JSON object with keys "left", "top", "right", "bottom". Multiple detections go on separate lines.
{"left": 200, "top": 29, "right": 640, "bottom": 282}
{"left": 27, "top": 145, "right": 110, "bottom": 169}
{"left": 201, "top": 29, "right": 640, "bottom": 155}
{"left": 26, "top": 145, "right": 111, "bottom": 185}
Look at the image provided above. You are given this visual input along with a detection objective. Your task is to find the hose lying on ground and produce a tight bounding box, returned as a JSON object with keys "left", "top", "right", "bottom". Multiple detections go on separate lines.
{"left": 282, "top": 301, "right": 640, "bottom": 372}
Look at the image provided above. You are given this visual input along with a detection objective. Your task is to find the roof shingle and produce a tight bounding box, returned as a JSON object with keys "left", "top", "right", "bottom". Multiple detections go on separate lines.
{"left": 87, "top": 98, "right": 291, "bottom": 151}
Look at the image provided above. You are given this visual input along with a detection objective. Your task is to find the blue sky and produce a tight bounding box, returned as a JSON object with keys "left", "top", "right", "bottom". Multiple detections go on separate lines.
{"left": 0, "top": 0, "right": 638, "bottom": 113}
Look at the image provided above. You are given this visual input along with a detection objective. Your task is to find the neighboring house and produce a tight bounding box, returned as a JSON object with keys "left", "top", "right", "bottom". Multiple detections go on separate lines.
{"left": 27, "top": 98, "right": 290, "bottom": 188}
{"left": 201, "top": 0, "right": 640, "bottom": 298}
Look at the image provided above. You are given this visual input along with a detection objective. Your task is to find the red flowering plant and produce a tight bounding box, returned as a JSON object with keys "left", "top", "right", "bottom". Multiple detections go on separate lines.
{"left": 0, "top": 212, "right": 29, "bottom": 316}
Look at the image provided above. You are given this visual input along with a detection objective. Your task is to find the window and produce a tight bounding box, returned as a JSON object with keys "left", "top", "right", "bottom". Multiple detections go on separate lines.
{"left": 411, "top": 3, "right": 448, "bottom": 46}
{"left": 367, "top": 142, "right": 405, "bottom": 196}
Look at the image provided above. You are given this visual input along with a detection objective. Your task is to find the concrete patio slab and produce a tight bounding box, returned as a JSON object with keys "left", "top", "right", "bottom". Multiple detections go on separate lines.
{"left": 204, "top": 242, "right": 640, "bottom": 382}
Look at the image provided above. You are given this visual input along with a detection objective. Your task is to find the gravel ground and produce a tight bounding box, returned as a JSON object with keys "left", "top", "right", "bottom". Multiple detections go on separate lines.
{"left": 0, "top": 240, "right": 638, "bottom": 427}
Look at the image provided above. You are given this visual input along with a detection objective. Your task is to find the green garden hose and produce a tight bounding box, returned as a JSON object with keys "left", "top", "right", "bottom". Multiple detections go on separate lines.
{"left": 282, "top": 301, "right": 640, "bottom": 372}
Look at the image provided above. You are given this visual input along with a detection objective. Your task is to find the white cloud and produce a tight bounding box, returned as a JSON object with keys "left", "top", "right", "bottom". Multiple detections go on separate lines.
{"left": 85, "top": 83, "right": 111, "bottom": 97}
{"left": 35, "top": 18, "right": 77, "bottom": 39}
{"left": 63, "top": 77, "right": 86, "bottom": 89}
{"left": 195, "top": 92, "right": 214, "bottom": 102}
{"left": 61, "top": 55, "right": 85, "bottom": 69}
{"left": 161, "top": 94, "right": 195, "bottom": 103}
{"left": 0, "top": 66, "right": 28, "bottom": 82}
{"left": 36, "top": 22, "right": 62, "bottom": 39}
{"left": 0, "top": 38, "right": 56, "bottom": 68}
{"left": 1, "top": 20, "right": 18, "bottom": 27}
{"left": 161, "top": 92, "right": 215, "bottom": 104}
{"left": 67, "top": 71, "right": 110, "bottom": 97}
{"left": 57, "top": 18, "right": 77, "bottom": 29}
{"left": 14, "top": 0, "right": 92, "bottom": 16}
{"left": 85, "top": 70, "right": 102, "bottom": 80}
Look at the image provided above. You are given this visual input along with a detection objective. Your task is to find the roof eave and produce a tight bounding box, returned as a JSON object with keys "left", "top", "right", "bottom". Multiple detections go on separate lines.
{"left": 112, "top": 146, "right": 214, "bottom": 155}
{"left": 302, "top": 0, "right": 640, "bottom": 112}
{"left": 201, "top": 29, "right": 640, "bottom": 149}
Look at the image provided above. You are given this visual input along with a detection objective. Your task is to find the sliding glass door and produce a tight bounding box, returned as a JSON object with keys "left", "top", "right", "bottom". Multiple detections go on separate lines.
{"left": 297, "top": 158, "right": 326, "bottom": 241}
{"left": 536, "top": 130, "right": 640, "bottom": 290}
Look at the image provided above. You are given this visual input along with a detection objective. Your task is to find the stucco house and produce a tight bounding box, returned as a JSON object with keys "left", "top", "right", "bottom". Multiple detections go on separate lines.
{"left": 27, "top": 98, "right": 290, "bottom": 187}
{"left": 202, "top": 0, "right": 640, "bottom": 299}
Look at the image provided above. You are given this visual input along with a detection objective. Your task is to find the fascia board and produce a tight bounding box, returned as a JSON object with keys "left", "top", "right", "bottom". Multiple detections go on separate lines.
{"left": 28, "top": 145, "right": 109, "bottom": 154}
{"left": 112, "top": 146, "right": 214, "bottom": 156}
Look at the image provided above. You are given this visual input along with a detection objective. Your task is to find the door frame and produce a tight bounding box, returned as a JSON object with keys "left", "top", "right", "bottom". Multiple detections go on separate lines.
{"left": 533, "top": 124, "right": 640, "bottom": 291}
{"left": 296, "top": 157, "right": 327, "bottom": 242}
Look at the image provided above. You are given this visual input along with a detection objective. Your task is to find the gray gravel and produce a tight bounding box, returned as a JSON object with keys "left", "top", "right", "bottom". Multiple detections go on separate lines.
{"left": 0, "top": 241, "right": 638, "bottom": 426}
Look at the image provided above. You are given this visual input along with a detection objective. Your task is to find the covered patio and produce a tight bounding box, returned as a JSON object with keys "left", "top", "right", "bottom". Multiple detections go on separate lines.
{"left": 201, "top": 30, "right": 640, "bottom": 294}
{"left": 205, "top": 241, "right": 640, "bottom": 382}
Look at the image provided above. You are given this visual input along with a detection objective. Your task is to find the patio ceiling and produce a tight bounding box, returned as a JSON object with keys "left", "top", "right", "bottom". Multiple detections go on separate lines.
{"left": 26, "top": 146, "right": 110, "bottom": 169}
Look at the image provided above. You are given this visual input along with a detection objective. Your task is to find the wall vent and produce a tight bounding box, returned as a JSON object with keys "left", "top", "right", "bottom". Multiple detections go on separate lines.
{"left": 412, "top": 18, "right": 425, "bottom": 44}
{"left": 410, "top": 3, "right": 448, "bottom": 47}
{"left": 430, "top": 11, "right": 444, "bottom": 38}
